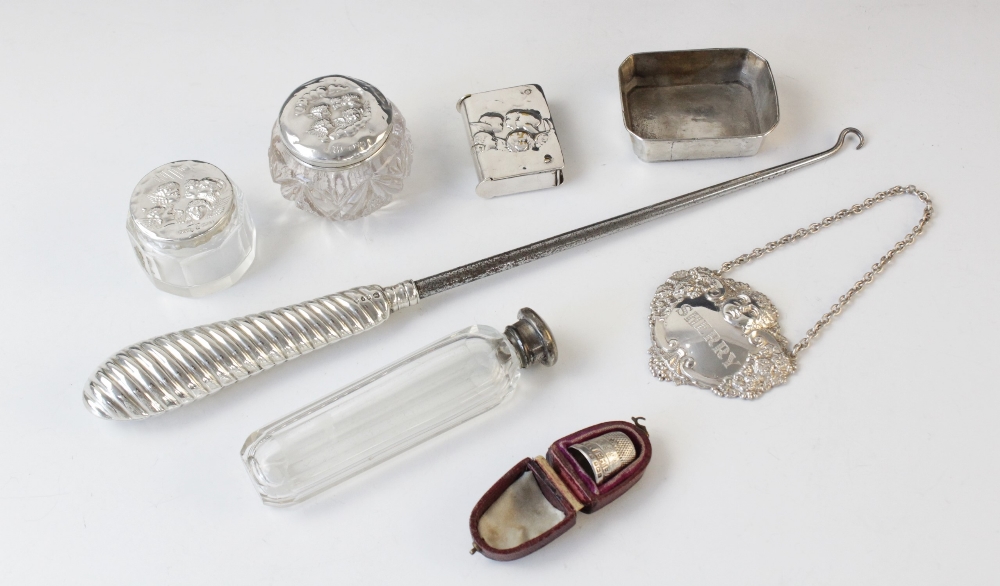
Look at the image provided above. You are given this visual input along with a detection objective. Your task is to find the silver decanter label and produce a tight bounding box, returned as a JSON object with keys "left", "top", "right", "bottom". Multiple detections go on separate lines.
{"left": 649, "top": 267, "right": 795, "bottom": 399}
{"left": 457, "top": 84, "right": 565, "bottom": 198}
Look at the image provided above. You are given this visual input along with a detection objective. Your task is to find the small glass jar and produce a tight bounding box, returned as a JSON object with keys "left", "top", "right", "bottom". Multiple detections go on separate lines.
{"left": 268, "top": 75, "right": 413, "bottom": 221}
{"left": 126, "top": 161, "right": 256, "bottom": 297}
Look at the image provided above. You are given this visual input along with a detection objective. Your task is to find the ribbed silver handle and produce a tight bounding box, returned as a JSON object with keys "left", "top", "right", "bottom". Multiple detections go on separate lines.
{"left": 84, "top": 281, "right": 419, "bottom": 421}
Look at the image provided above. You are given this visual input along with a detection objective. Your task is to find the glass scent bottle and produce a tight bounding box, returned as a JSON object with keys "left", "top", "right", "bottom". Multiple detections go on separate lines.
{"left": 241, "top": 308, "right": 557, "bottom": 506}
{"left": 126, "top": 160, "right": 256, "bottom": 297}
{"left": 268, "top": 75, "right": 413, "bottom": 221}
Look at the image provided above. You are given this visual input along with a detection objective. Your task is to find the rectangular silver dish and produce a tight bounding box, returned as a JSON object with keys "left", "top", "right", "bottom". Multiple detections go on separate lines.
{"left": 618, "top": 49, "right": 779, "bottom": 161}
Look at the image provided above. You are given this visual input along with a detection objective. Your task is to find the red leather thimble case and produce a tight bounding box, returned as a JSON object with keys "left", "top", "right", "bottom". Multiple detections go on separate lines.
{"left": 469, "top": 419, "right": 652, "bottom": 561}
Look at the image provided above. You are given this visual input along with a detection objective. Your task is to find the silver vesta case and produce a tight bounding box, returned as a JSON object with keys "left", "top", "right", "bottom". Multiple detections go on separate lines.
{"left": 457, "top": 84, "right": 565, "bottom": 198}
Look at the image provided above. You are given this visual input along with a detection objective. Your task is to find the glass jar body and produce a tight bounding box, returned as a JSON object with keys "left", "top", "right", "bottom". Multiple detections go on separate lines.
{"left": 126, "top": 180, "right": 256, "bottom": 298}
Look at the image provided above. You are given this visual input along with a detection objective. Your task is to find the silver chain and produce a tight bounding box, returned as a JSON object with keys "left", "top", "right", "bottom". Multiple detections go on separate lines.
{"left": 718, "top": 185, "right": 933, "bottom": 357}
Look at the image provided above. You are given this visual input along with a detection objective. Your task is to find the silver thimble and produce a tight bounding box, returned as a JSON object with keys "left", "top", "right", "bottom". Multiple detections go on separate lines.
{"left": 569, "top": 432, "right": 637, "bottom": 484}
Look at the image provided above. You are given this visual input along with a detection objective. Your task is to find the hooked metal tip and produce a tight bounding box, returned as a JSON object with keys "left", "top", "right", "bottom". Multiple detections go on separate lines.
{"left": 839, "top": 127, "right": 865, "bottom": 150}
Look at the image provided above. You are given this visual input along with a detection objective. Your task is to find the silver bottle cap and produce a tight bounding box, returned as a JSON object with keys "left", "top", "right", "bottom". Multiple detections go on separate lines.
{"left": 569, "top": 431, "right": 637, "bottom": 484}
{"left": 503, "top": 308, "right": 558, "bottom": 368}
{"left": 278, "top": 75, "right": 393, "bottom": 168}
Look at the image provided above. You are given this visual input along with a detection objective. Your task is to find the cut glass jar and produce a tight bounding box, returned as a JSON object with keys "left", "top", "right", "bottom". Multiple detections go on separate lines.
{"left": 268, "top": 75, "right": 413, "bottom": 221}
{"left": 126, "top": 161, "right": 256, "bottom": 297}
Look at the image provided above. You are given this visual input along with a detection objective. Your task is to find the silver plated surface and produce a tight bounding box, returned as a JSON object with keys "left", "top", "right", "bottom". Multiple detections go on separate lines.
{"left": 570, "top": 432, "right": 637, "bottom": 484}
{"left": 457, "top": 84, "right": 564, "bottom": 198}
{"left": 619, "top": 49, "right": 779, "bottom": 161}
{"left": 649, "top": 268, "right": 794, "bottom": 399}
{"left": 278, "top": 75, "right": 393, "bottom": 169}
{"left": 503, "top": 308, "right": 558, "bottom": 368}
{"left": 129, "top": 161, "right": 235, "bottom": 244}
{"left": 84, "top": 281, "right": 419, "bottom": 420}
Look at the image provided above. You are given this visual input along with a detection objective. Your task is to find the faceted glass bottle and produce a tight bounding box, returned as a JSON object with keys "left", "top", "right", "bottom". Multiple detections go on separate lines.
{"left": 241, "top": 309, "right": 556, "bottom": 506}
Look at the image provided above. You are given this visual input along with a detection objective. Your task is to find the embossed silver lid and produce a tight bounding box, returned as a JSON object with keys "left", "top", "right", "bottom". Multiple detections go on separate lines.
{"left": 128, "top": 160, "right": 236, "bottom": 246}
{"left": 278, "top": 75, "right": 393, "bottom": 169}
{"left": 126, "top": 160, "right": 256, "bottom": 297}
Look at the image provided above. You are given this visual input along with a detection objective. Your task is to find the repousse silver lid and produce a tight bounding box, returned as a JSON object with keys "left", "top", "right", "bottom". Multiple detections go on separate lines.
{"left": 278, "top": 75, "right": 393, "bottom": 169}
{"left": 129, "top": 160, "right": 236, "bottom": 245}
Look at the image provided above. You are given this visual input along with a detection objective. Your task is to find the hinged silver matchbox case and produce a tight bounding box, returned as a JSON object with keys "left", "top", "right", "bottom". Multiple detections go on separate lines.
{"left": 457, "top": 84, "right": 565, "bottom": 198}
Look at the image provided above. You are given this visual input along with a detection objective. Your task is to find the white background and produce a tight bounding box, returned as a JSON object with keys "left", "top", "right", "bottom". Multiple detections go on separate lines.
{"left": 1, "top": 1, "right": 997, "bottom": 584}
